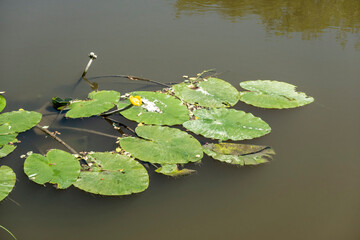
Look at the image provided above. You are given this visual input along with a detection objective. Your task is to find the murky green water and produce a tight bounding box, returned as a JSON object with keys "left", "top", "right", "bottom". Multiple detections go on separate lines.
{"left": 1, "top": 0, "right": 360, "bottom": 239}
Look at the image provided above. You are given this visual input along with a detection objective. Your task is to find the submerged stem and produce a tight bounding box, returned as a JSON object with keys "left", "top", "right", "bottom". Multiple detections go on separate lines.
{"left": 82, "top": 76, "right": 98, "bottom": 91}
{"left": 87, "top": 75, "right": 171, "bottom": 88}
{"left": 58, "top": 126, "right": 119, "bottom": 139}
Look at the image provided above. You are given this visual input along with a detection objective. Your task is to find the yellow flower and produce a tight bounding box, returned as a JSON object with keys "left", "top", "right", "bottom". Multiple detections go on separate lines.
{"left": 129, "top": 95, "right": 142, "bottom": 106}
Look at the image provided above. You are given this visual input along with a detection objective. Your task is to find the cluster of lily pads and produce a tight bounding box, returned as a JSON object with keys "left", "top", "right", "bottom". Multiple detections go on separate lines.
{"left": 0, "top": 72, "right": 314, "bottom": 200}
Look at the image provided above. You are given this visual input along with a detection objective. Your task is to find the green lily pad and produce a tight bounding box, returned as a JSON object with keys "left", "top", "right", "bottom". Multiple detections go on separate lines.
{"left": 0, "top": 95, "right": 6, "bottom": 113}
{"left": 0, "top": 144, "right": 17, "bottom": 158}
{"left": 74, "top": 152, "right": 149, "bottom": 196}
{"left": 66, "top": 90, "right": 120, "bottom": 118}
{"left": 155, "top": 164, "right": 196, "bottom": 177}
{"left": 117, "top": 91, "right": 189, "bottom": 125}
{"left": 172, "top": 77, "right": 239, "bottom": 108}
{"left": 183, "top": 108, "right": 271, "bottom": 141}
{"left": 0, "top": 165, "right": 16, "bottom": 202}
{"left": 120, "top": 125, "right": 203, "bottom": 164}
{"left": 239, "top": 80, "right": 314, "bottom": 109}
{"left": 0, "top": 110, "right": 42, "bottom": 135}
{"left": 0, "top": 134, "right": 17, "bottom": 145}
{"left": 24, "top": 149, "right": 80, "bottom": 189}
{"left": 52, "top": 97, "right": 72, "bottom": 110}
{"left": 203, "top": 143, "right": 275, "bottom": 165}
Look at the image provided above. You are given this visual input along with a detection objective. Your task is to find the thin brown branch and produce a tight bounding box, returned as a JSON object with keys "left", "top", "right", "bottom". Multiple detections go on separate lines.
{"left": 36, "top": 124, "right": 79, "bottom": 155}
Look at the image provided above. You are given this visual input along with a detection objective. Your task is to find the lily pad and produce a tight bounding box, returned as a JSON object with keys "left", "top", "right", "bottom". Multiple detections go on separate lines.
{"left": 0, "top": 165, "right": 16, "bottom": 202}
{"left": 203, "top": 143, "right": 275, "bottom": 165}
{"left": 239, "top": 80, "right": 314, "bottom": 109}
{"left": 0, "top": 95, "right": 5, "bottom": 113}
{"left": 155, "top": 164, "right": 196, "bottom": 177}
{"left": 183, "top": 108, "right": 271, "bottom": 141}
{"left": 24, "top": 149, "right": 80, "bottom": 189}
{"left": 0, "top": 144, "right": 17, "bottom": 158}
{"left": 172, "top": 77, "right": 239, "bottom": 108}
{"left": 66, "top": 90, "right": 120, "bottom": 118}
{"left": 119, "top": 125, "right": 203, "bottom": 164}
{"left": 0, "top": 110, "right": 42, "bottom": 135}
{"left": 0, "top": 134, "right": 17, "bottom": 145}
{"left": 117, "top": 91, "right": 189, "bottom": 125}
{"left": 52, "top": 97, "right": 72, "bottom": 110}
{"left": 74, "top": 152, "right": 149, "bottom": 196}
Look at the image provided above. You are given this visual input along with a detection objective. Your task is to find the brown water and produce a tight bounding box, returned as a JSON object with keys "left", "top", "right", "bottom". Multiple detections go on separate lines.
{"left": 1, "top": 0, "right": 360, "bottom": 239}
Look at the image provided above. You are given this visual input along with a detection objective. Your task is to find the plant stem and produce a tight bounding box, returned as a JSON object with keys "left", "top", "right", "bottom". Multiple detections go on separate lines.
{"left": 58, "top": 126, "right": 119, "bottom": 139}
{"left": 87, "top": 75, "right": 171, "bottom": 88}
{"left": 36, "top": 124, "right": 79, "bottom": 155}
{"left": 0, "top": 225, "right": 17, "bottom": 240}
{"left": 82, "top": 76, "right": 98, "bottom": 91}
{"left": 102, "top": 117, "right": 136, "bottom": 135}
{"left": 100, "top": 104, "right": 133, "bottom": 117}
{"left": 36, "top": 124, "right": 89, "bottom": 166}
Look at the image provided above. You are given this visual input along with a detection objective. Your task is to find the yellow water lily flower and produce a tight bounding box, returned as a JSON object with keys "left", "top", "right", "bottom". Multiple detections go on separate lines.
{"left": 130, "top": 95, "right": 142, "bottom": 106}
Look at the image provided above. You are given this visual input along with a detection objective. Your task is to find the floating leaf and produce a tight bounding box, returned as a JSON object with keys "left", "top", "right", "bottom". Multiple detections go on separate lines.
{"left": 0, "top": 95, "right": 6, "bottom": 113}
{"left": 0, "top": 165, "right": 16, "bottom": 202}
{"left": 0, "top": 144, "right": 17, "bottom": 158}
{"left": 74, "top": 152, "right": 149, "bottom": 196}
{"left": 24, "top": 149, "right": 80, "bottom": 189}
{"left": 66, "top": 90, "right": 120, "bottom": 118}
{"left": 117, "top": 91, "right": 189, "bottom": 125}
{"left": 0, "top": 134, "right": 17, "bottom": 145}
{"left": 239, "top": 80, "right": 314, "bottom": 109}
{"left": 52, "top": 97, "right": 72, "bottom": 110}
{"left": 155, "top": 164, "right": 196, "bottom": 177}
{"left": 120, "top": 125, "right": 203, "bottom": 164}
{"left": 172, "top": 77, "right": 239, "bottom": 108}
{"left": 0, "top": 110, "right": 42, "bottom": 135}
{"left": 183, "top": 108, "right": 271, "bottom": 141}
{"left": 203, "top": 143, "right": 275, "bottom": 165}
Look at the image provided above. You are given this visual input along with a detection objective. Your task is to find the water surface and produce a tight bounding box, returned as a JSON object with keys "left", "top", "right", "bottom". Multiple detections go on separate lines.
{"left": 1, "top": 0, "right": 360, "bottom": 239}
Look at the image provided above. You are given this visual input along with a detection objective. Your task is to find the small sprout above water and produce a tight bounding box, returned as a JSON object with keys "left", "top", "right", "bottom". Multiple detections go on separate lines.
{"left": 82, "top": 52, "right": 98, "bottom": 77}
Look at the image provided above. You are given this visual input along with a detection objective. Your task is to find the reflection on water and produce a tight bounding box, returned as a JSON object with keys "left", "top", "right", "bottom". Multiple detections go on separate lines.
{"left": 175, "top": 0, "right": 360, "bottom": 48}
